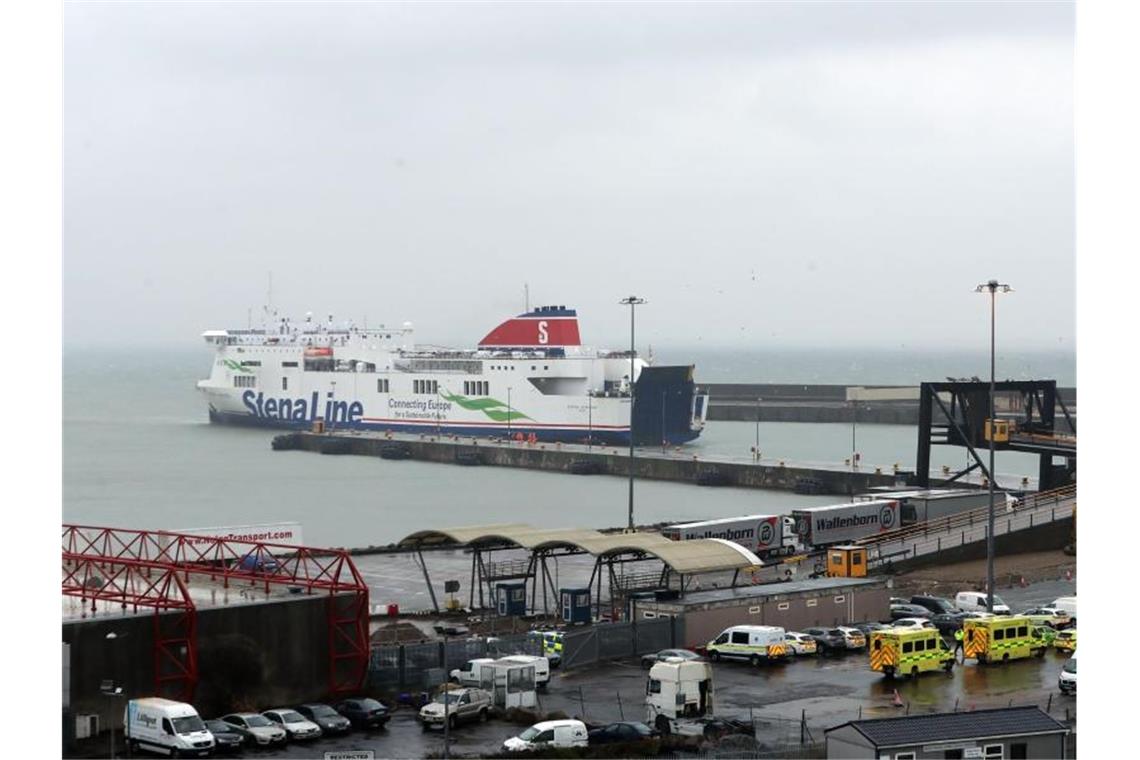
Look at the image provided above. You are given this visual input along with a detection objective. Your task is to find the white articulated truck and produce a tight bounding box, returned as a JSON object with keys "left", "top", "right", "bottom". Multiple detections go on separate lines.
{"left": 791, "top": 500, "right": 900, "bottom": 548}
{"left": 662, "top": 514, "right": 802, "bottom": 559}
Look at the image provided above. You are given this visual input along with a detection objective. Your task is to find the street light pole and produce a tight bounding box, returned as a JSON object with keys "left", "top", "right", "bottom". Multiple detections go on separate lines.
{"left": 507, "top": 387, "right": 512, "bottom": 443}
{"left": 619, "top": 296, "right": 647, "bottom": 532}
{"left": 755, "top": 398, "right": 761, "bottom": 461}
{"left": 976, "top": 279, "right": 1012, "bottom": 614}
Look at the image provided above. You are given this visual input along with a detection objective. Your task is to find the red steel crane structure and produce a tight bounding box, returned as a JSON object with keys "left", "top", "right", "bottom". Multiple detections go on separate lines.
{"left": 62, "top": 525, "right": 370, "bottom": 700}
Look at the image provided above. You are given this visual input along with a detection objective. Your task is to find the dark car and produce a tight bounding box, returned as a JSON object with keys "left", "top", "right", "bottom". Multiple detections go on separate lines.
{"left": 930, "top": 611, "right": 971, "bottom": 635}
{"left": 334, "top": 697, "right": 391, "bottom": 730}
{"left": 640, "top": 649, "right": 702, "bottom": 667}
{"left": 889, "top": 603, "right": 933, "bottom": 620}
{"left": 910, "top": 595, "right": 957, "bottom": 615}
{"left": 587, "top": 722, "right": 659, "bottom": 745}
{"left": 204, "top": 720, "right": 246, "bottom": 754}
{"left": 296, "top": 703, "right": 352, "bottom": 735}
{"left": 802, "top": 627, "right": 847, "bottom": 653}
{"left": 849, "top": 621, "right": 891, "bottom": 637}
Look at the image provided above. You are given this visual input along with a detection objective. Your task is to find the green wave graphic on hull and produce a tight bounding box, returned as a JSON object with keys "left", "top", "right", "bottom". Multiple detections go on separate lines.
{"left": 440, "top": 390, "right": 531, "bottom": 423}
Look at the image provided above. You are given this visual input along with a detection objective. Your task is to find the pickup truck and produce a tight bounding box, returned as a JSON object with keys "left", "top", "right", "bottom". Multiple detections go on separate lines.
{"left": 418, "top": 688, "right": 491, "bottom": 730}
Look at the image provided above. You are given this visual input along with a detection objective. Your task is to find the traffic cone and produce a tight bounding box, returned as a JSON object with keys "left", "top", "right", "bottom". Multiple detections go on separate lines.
{"left": 892, "top": 690, "right": 904, "bottom": 708}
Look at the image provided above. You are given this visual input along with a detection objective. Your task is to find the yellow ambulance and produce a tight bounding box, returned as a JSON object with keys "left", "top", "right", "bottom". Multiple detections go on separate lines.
{"left": 963, "top": 615, "right": 1047, "bottom": 664}
{"left": 869, "top": 628, "right": 955, "bottom": 679}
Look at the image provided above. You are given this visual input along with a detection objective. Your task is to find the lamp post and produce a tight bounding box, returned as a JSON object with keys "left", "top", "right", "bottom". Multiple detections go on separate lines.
{"left": 619, "top": 296, "right": 647, "bottom": 531}
{"left": 755, "top": 397, "right": 762, "bottom": 461}
{"left": 975, "top": 279, "right": 1012, "bottom": 614}
{"left": 102, "top": 631, "right": 130, "bottom": 760}
{"left": 507, "top": 387, "right": 512, "bottom": 443}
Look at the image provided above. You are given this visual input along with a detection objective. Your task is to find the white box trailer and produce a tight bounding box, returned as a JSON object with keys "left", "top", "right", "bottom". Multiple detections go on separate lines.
{"left": 791, "top": 500, "right": 900, "bottom": 547}
{"left": 478, "top": 658, "right": 538, "bottom": 709}
{"left": 662, "top": 514, "right": 801, "bottom": 559}
{"left": 857, "top": 489, "right": 998, "bottom": 525}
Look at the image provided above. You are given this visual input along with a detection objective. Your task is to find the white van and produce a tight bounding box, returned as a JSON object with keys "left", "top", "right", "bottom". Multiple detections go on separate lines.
{"left": 499, "top": 654, "right": 551, "bottom": 688}
{"left": 125, "top": 698, "right": 215, "bottom": 758}
{"left": 1050, "top": 596, "right": 1077, "bottom": 623}
{"left": 955, "top": 591, "right": 1011, "bottom": 615}
{"left": 450, "top": 657, "right": 495, "bottom": 686}
{"left": 502, "top": 719, "right": 588, "bottom": 751}
{"left": 706, "top": 625, "right": 788, "bottom": 663}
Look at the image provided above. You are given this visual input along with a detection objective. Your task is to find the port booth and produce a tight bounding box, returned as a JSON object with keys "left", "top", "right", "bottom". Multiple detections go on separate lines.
{"left": 397, "top": 525, "right": 766, "bottom": 622}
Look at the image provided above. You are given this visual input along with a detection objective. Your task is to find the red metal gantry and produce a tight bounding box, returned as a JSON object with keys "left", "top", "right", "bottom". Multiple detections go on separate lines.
{"left": 61, "top": 525, "right": 370, "bottom": 699}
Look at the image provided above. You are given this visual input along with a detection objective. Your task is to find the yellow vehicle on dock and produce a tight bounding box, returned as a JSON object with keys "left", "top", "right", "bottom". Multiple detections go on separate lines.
{"left": 963, "top": 615, "right": 1047, "bottom": 664}
{"left": 869, "top": 628, "right": 955, "bottom": 679}
{"left": 1054, "top": 629, "right": 1077, "bottom": 653}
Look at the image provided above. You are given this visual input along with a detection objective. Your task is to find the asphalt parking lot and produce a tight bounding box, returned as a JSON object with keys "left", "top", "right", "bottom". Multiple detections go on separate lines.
{"left": 246, "top": 646, "right": 1074, "bottom": 758}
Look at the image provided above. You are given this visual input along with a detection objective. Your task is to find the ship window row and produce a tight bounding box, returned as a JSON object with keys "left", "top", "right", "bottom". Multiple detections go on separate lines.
{"left": 490, "top": 365, "right": 518, "bottom": 371}
{"left": 463, "top": 381, "right": 489, "bottom": 396}
{"left": 413, "top": 379, "right": 438, "bottom": 395}
{"left": 233, "top": 376, "right": 256, "bottom": 388}
{"left": 281, "top": 361, "right": 298, "bottom": 368}
{"left": 377, "top": 378, "right": 390, "bottom": 393}
{"left": 240, "top": 361, "right": 261, "bottom": 367}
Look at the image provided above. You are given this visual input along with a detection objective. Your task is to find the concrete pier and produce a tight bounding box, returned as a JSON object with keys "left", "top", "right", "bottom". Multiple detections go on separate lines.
{"left": 271, "top": 431, "right": 1026, "bottom": 494}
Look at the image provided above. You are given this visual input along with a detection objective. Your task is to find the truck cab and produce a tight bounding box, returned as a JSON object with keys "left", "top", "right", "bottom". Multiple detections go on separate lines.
{"left": 645, "top": 659, "right": 714, "bottom": 736}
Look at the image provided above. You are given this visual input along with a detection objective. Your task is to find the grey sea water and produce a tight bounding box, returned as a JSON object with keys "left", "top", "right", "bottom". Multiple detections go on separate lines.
{"left": 63, "top": 346, "right": 1074, "bottom": 548}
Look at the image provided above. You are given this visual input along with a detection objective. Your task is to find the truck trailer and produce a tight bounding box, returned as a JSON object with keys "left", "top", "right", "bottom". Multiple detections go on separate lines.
{"left": 791, "top": 500, "right": 900, "bottom": 548}
{"left": 857, "top": 489, "right": 998, "bottom": 525}
{"left": 662, "top": 514, "right": 801, "bottom": 559}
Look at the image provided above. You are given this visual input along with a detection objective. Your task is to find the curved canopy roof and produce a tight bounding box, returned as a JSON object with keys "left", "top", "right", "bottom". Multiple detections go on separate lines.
{"left": 398, "top": 524, "right": 762, "bottom": 574}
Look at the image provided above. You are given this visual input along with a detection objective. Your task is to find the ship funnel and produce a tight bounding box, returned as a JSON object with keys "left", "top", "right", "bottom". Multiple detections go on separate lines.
{"left": 477, "top": 306, "right": 582, "bottom": 349}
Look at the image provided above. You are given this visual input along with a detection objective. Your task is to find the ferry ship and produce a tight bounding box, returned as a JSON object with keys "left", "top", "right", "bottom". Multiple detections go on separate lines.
{"left": 197, "top": 306, "right": 709, "bottom": 445}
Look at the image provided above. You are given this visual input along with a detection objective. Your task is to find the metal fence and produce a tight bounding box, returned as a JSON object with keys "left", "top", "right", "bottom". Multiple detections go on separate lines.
{"left": 561, "top": 617, "right": 684, "bottom": 670}
{"left": 367, "top": 632, "right": 542, "bottom": 692}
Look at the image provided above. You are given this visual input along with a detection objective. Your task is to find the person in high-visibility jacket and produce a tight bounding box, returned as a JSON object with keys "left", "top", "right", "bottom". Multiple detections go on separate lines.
{"left": 953, "top": 628, "right": 965, "bottom": 660}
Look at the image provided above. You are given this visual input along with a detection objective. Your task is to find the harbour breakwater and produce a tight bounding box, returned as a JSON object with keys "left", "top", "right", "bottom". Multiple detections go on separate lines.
{"left": 271, "top": 430, "right": 980, "bottom": 495}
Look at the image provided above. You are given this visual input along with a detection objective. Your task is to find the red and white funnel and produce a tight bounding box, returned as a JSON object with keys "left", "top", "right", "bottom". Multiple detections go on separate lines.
{"left": 477, "top": 306, "right": 582, "bottom": 349}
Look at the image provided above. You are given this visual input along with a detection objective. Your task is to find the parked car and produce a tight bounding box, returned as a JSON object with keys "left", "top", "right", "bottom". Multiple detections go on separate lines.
{"left": 849, "top": 621, "right": 891, "bottom": 637}
{"left": 418, "top": 688, "right": 491, "bottom": 730}
{"left": 262, "top": 709, "right": 322, "bottom": 741}
{"left": 503, "top": 719, "right": 589, "bottom": 751}
{"left": 928, "top": 610, "right": 971, "bottom": 633}
{"left": 889, "top": 603, "right": 933, "bottom": 620}
{"left": 835, "top": 627, "right": 866, "bottom": 650}
{"left": 587, "top": 721, "right": 658, "bottom": 745}
{"left": 1058, "top": 652, "right": 1076, "bottom": 694}
{"left": 955, "top": 591, "right": 1011, "bottom": 615}
{"left": 784, "top": 632, "right": 818, "bottom": 656}
{"left": 1049, "top": 596, "right": 1077, "bottom": 624}
{"left": 295, "top": 704, "right": 352, "bottom": 735}
{"left": 1022, "top": 607, "right": 1073, "bottom": 629}
{"left": 220, "top": 713, "right": 286, "bottom": 747}
{"left": 891, "top": 617, "right": 937, "bottom": 630}
{"left": 333, "top": 698, "right": 390, "bottom": 730}
{"left": 204, "top": 720, "right": 246, "bottom": 755}
{"left": 640, "top": 649, "right": 702, "bottom": 667}
{"left": 1054, "top": 629, "right": 1077, "bottom": 653}
{"left": 910, "top": 595, "right": 958, "bottom": 615}
{"left": 802, "top": 627, "right": 848, "bottom": 654}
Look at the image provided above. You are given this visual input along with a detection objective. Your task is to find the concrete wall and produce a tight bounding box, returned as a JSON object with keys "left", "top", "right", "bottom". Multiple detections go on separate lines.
{"left": 63, "top": 593, "right": 337, "bottom": 731}
{"left": 891, "top": 517, "right": 1073, "bottom": 574}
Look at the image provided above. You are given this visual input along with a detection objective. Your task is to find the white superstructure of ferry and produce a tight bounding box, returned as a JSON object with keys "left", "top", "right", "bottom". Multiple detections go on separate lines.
{"left": 197, "top": 306, "right": 709, "bottom": 445}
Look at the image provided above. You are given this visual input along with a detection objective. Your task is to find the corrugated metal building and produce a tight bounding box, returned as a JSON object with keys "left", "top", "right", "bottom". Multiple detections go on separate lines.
{"left": 631, "top": 577, "right": 889, "bottom": 648}
{"left": 825, "top": 706, "right": 1070, "bottom": 759}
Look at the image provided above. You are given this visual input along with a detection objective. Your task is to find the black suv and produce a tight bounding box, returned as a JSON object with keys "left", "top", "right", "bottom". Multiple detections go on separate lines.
{"left": 910, "top": 595, "right": 957, "bottom": 615}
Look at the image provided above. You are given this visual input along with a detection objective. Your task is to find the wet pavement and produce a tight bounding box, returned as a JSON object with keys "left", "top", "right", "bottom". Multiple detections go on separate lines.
{"left": 240, "top": 636, "right": 1075, "bottom": 758}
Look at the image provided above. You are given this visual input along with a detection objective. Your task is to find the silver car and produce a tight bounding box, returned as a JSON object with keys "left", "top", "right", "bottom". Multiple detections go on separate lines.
{"left": 220, "top": 713, "right": 286, "bottom": 747}
{"left": 262, "top": 708, "right": 322, "bottom": 741}
{"left": 418, "top": 688, "right": 491, "bottom": 730}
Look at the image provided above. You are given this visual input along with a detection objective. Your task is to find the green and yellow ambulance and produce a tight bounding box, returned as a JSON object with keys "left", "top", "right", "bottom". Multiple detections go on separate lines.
{"left": 963, "top": 615, "right": 1047, "bottom": 664}
{"left": 869, "top": 628, "right": 955, "bottom": 679}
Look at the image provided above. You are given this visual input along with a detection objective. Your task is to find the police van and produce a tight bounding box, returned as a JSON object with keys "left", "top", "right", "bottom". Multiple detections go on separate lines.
{"left": 869, "top": 628, "right": 955, "bottom": 679}
{"left": 705, "top": 625, "right": 788, "bottom": 664}
{"left": 963, "top": 615, "right": 1047, "bottom": 664}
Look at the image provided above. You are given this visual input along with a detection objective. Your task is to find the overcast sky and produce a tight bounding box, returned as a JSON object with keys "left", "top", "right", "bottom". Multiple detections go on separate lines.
{"left": 64, "top": 1, "right": 1074, "bottom": 352}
